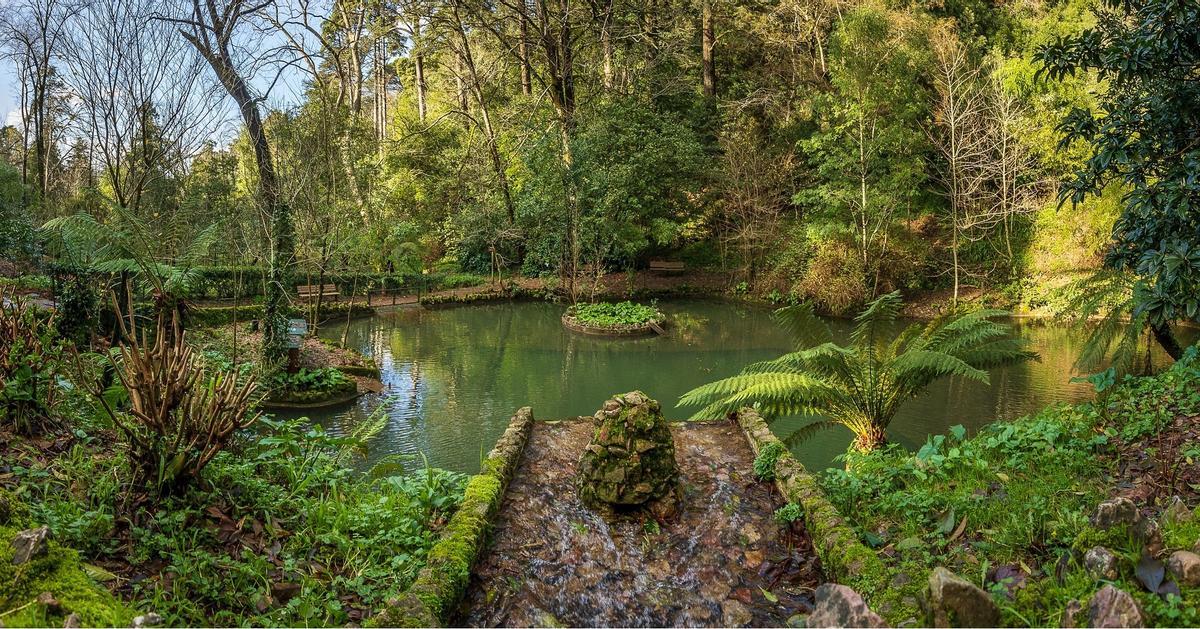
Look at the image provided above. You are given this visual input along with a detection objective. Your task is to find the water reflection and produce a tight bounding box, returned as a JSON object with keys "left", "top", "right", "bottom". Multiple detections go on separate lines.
{"left": 299, "top": 300, "right": 1183, "bottom": 474}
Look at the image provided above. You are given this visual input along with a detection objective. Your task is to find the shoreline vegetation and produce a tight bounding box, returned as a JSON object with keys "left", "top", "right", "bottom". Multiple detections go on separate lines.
{"left": 2, "top": 288, "right": 1196, "bottom": 626}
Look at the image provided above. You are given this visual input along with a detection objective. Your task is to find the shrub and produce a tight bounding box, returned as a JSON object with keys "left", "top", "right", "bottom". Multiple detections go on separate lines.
{"left": 267, "top": 367, "right": 355, "bottom": 404}
{"left": 90, "top": 305, "right": 258, "bottom": 495}
{"left": 0, "top": 293, "right": 62, "bottom": 434}
{"left": 798, "top": 239, "right": 867, "bottom": 316}
{"left": 753, "top": 441, "right": 788, "bottom": 481}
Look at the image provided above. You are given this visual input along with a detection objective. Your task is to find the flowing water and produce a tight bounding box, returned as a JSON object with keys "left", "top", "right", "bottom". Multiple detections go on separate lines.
{"left": 301, "top": 299, "right": 1184, "bottom": 474}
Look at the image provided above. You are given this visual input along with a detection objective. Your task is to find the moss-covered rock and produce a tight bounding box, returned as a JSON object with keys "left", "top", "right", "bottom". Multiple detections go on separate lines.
{"left": 576, "top": 391, "right": 679, "bottom": 508}
{"left": 0, "top": 525, "right": 135, "bottom": 627}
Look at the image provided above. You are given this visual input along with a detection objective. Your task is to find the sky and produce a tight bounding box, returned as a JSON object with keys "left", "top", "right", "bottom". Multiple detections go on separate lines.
{"left": 1, "top": 61, "right": 19, "bottom": 127}
{"left": 0, "top": 2, "right": 316, "bottom": 143}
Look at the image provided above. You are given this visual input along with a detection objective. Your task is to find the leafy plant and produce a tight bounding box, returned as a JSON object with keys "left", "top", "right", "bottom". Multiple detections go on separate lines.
{"left": 567, "top": 301, "right": 663, "bottom": 327}
{"left": 88, "top": 298, "right": 258, "bottom": 494}
{"left": 679, "top": 292, "right": 1035, "bottom": 452}
{"left": 1038, "top": 0, "right": 1200, "bottom": 359}
{"left": 774, "top": 502, "right": 804, "bottom": 524}
{"left": 269, "top": 367, "right": 353, "bottom": 396}
{"left": 0, "top": 293, "right": 63, "bottom": 434}
{"left": 753, "top": 441, "right": 788, "bottom": 481}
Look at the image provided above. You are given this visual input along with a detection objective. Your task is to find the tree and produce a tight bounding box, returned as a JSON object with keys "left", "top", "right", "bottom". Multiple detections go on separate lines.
{"left": 61, "top": 0, "right": 222, "bottom": 221}
{"left": 678, "top": 292, "right": 1034, "bottom": 452}
{"left": 1037, "top": 0, "right": 1200, "bottom": 359}
{"left": 171, "top": 0, "right": 295, "bottom": 365}
{"left": 0, "top": 0, "right": 79, "bottom": 211}
{"left": 801, "top": 6, "right": 928, "bottom": 298}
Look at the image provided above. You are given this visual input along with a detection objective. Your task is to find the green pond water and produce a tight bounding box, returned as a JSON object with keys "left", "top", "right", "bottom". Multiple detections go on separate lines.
{"left": 301, "top": 299, "right": 1175, "bottom": 475}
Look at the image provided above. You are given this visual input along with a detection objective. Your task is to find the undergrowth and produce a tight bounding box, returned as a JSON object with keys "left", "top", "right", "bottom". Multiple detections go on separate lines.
{"left": 820, "top": 348, "right": 1200, "bottom": 626}
{"left": 3, "top": 414, "right": 466, "bottom": 626}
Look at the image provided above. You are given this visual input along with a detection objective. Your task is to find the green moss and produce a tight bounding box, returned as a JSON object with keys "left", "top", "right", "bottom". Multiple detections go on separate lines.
{"left": 369, "top": 411, "right": 531, "bottom": 627}
{"left": 0, "top": 527, "right": 135, "bottom": 627}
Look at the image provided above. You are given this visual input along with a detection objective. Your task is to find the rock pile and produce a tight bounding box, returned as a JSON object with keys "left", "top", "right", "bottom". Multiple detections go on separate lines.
{"left": 576, "top": 391, "right": 679, "bottom": 509}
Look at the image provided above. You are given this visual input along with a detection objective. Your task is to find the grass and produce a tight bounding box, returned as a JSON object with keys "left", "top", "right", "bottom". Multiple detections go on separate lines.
{"left": 819, "top": 348, "right": 1200, "bottom": 626}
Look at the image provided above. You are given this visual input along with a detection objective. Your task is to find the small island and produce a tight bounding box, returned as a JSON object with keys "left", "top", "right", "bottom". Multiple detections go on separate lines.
{"left": 562, "top": 301, "right": 667, "bottom": 337}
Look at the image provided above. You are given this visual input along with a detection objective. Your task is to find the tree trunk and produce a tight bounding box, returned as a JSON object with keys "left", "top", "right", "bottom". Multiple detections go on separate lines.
{"left": 414, "top": 21, "right": 428, "bottom": 121}
{"left": 1151, "top": 320, "right": 1184, "bottom": 361}
{"left": 701, "top": 0, "right": 715, "bottom": 98}
{"left": 600, "top": 0, "right": 614, "bottom": 90}
{"left": 181, "top": 16, "right": 293, "bottom": 364}
{"left": 518, "top": 2, "right": 532, "bottom": 95}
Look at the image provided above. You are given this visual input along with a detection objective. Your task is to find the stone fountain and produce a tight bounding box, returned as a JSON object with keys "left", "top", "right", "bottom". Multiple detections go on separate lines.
{"left": 576, "top": 391, "right": 680, "bottom": 514}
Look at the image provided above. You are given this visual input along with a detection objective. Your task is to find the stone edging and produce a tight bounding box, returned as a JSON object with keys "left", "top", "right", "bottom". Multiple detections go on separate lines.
{"left": 369, "top": 407, "right": 536, "bottom": 627}
{"left": 734, "top": 408, "right": 888, "bottom": 596}
{"left": 560, "top": 312, "right": 662, "bottom": 337}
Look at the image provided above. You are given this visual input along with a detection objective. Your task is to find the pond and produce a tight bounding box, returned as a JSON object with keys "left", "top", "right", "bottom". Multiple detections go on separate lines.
{"left": 302, "top": 299, "right": 1177, "bottom": 475}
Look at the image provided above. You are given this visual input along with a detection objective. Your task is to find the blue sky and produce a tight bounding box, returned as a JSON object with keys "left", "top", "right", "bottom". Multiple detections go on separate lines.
{"left": 0, "top": 7, "right": 313, "bottom": 140}
{"left": 1, "top": 61, "right": 19, "bottom": 127}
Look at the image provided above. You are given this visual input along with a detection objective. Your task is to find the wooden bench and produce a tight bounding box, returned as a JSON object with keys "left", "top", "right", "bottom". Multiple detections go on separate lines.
{"left": 297, "top": 283, "right": 340, "bottom": 302}
{"left": 648, "top": 260, "right": 685, "bottom": 273}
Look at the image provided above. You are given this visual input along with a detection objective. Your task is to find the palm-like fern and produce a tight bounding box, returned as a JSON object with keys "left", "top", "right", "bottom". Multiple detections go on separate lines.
{"left": 42, "top": 202, "right": 220, "bottom": 302}
{"left": 678, "top": 292, "right": 1036, "bottom": 452}
{"left": 1056, "top": 270, "right": 1153, "bottom": 377}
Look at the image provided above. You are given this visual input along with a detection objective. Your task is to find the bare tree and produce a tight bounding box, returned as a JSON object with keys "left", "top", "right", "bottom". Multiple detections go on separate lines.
{"left": 0, "top": 0, "right": 80, "bottom": 209}
{"left": 927, "top": 29, "right": 990, "bottom": 305}
{"left": 168, "top": 0, "right": 295, "bottom": 363}
{"left": 61, "top": 0, "right": 225, "bottom": 222}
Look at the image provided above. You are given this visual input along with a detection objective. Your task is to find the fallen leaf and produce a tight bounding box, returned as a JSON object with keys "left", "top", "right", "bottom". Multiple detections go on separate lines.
{"left": 948, "top": 516, "right": 968, "bottom": 542}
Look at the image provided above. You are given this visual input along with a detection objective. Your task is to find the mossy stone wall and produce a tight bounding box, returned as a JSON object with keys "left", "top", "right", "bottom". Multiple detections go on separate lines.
{"left": 735, "top": 408, "right": 888, "bottom": 597}
{"left": 369, "top": 407, "right": 535, "bottom": 627}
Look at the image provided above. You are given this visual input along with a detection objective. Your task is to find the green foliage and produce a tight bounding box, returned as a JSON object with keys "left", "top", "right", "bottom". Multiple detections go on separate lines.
{"left": 1038, "top": 0, "right": 1200, "bottom": 342}
{"left": 753, "top": 441, "right": 788, "bottom": 481}
{"left": 680, "top": 292, "right": 1035, "bottom": 452}
{"left": 515, "top": 98, "right": 708, "bottom": 275}
{"left": 820, "top": 352, "right": 1200, "bottom": 625}
{"left": 774, "top": 502, "right": 804, "bottom": 524}
{"left": 269, "top": 367, "right": 354, "bottom": 400}
{"left": 566, "top": 301, "right": 663, "bottom": 327}
{"left": 0, "top": 297, "right": 63, "bottom": 434}
{"left": 0, "top": 162, "right": 37, "bottom": 261}
{"left": 6, "top": 410, "right": 467, "bottom": 626}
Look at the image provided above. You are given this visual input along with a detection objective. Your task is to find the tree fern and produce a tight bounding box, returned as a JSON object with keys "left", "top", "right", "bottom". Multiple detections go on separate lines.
{"left": 678, "top": 291, "right": 1036, "bottom": 453}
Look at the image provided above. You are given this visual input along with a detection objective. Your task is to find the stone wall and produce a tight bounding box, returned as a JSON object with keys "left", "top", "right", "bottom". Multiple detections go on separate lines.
{"left": 369, "top": 407, "right": 536, "bottom": 627}
{"left": 734, "top": 408, "right": 888, "bottom": 596}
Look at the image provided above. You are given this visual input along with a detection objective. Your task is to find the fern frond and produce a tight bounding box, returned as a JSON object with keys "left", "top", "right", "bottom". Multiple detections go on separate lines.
{"left": 774, "top": 303, "right": 834, "bottom": 349}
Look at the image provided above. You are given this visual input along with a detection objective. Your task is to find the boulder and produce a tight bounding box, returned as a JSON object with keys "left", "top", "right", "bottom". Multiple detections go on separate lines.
{"left": 576, "top": 392, "right": 678, "bottom": 508}
{"left": 1084, "top": 547, "right": 1120, "bottom": 581}
{"left": 1087, "top": 585, "right": 1143, "bottom": 628}
{"left": 131, "top": 613, "right": 163, "bottom": 628}
{"left": 806, "top": 584, "right": 887, "bottom": 628}
{"left": 1166, "top": 550, "right": 1200, "bottom": 587}
{"left": 1092, "top": 498, "right": 1140, "bottom": 529}
{"left": 928, "top": 567, "right": 1000, "bottom": 628}
{"left": 11, "top": 526, "right": 49, "bottom": 565}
